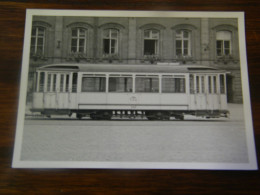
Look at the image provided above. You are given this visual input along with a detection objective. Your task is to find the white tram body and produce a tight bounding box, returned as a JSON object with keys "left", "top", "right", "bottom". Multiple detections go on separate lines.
{"left": 31, "top": 64, "right": 229, "bottom": 120}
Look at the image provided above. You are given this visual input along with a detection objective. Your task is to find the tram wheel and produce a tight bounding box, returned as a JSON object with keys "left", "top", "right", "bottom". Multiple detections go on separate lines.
{"left": 147, "top": 116, "right": 156, "bottom": 120}
{"left": 155, "top": 111, "right": 170, "bottom": 120}
{"left": 90, "top": 113, "right": 97, "bottom": 120}
{"left": 163, "top": 115, "right": 170, "bottom": 120}
{"left": 102, "top": 111, "right": 112, "bottom": 120}
{"left": 146, "top": 111, "right": 170, "bottom": 120}
{"left": 145, "top": 111, "right": 155, "bottom": 120}
{"left": 175, "top": 115, "right": 184, "bottom": 120}
{"left": 90, "top": 111, "right": 112, "bottom": 120}
{"left": 76, "top": 113, "right": 83, "bottom": 120}
{"left": 155, "top": 111, "right": 162, "bottom": 120}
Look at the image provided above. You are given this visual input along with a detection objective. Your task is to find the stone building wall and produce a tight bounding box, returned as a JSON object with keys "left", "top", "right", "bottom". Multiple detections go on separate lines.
{"left": 28, "top": 16, "right": 242, "bottom": 103}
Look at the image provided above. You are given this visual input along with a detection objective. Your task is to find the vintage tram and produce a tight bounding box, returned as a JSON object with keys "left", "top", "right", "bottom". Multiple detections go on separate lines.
{"left": 30, "top": 63, "right": 229, "bottom": 120}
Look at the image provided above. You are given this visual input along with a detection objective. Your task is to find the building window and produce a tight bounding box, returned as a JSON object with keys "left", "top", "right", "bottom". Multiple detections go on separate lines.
{"left": 103, "top": 29, "right": 119, "bottom": 55}
{"left": 71, "top": 28, "right": 87, "bottom": 53}
{"left": 31, "top": 26, "right": 45, "bottom": 56}
{"left": 216, "top": 31, "right": 232, "bottom": 56}
{"left": 144, "top": 29, "right": 159, "bottom": 55}
{"left": 175, "top": 30, "right": 191, "bottom": 56}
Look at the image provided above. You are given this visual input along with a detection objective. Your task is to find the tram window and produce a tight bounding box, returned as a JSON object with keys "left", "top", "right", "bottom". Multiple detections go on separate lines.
{"left": 52, "top": 74, "right": 57, "bottom": 92}
{"left": 208, "top": 76, "right": 212, "bottom": 94}
{"left": 220, "top": 75, "right": 225, "bottom": 94}
{"left": 213, "top": 76, "right": 217, "bottom": 93}
{"left": 47, "top": 74, "right": 51, "bottom": 92}
{"left": 60, "top": 75, "right": 64, "bottom": 92}
{"left": 195, "top": 76, "right": 205, "bottom": 93}
{"left": 135, "top": 77, "right": 159, "bottom": 93}
{"left": 201, "top": 76, "right": 205, "bottom": 93}
{"left": 162, "top": 77, "right": 185, "bottom": 93}
{"left": 65, "top": 74, "right": 69, "bottom": 92}
{"left": 189, "top": 74, "right": 194, "bottom": 94}
{"left": 72, "top": 73, "right": 77, "bottom": 92}
{"left": 59, "top": 74, "right": 70, "bottom": 92}
{"left": 82, "top": 77, "right": 106, "bottom": 92}
{"left": 46, "top": 74, "right": 57, "bottom": 92}
{"left": 34, "top": 72, "right": 38, "bottom": 92}
{"left": 109, "top": 77, "right": 132, "bottom": 92}
{"left": 196, "top": 76, "right": 200, "bottom": 93}
{"left": 39, "top": 72, "right": 45, "bottom": 92}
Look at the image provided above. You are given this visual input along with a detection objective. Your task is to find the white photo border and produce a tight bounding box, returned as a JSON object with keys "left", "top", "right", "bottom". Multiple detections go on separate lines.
{"left": 12, "top": 9, "right": 258, "bottom": 170}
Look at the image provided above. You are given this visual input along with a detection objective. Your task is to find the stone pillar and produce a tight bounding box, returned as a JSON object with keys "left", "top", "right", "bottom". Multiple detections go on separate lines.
{"left": 93, "top": 17, "right": 99, "bottom": 62}
{"left": 164, "top": 28, "right": 173, "bottom": 62}
{"left": 201, "top": 18, "right": 210, "bottom": 66}
{"left": 53, "top": 16, "right": 63, "bottom": 63}
{"left": 128, "top": 18, "right": 137, "bottom": 64}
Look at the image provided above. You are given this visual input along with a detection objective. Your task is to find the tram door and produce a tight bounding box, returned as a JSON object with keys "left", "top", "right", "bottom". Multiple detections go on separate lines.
{"left": 43, "top": 72, "right": 70, "bottom": 109}
{"left": 189, "top": 74, "right": 206, "bottom": 110}
{"left": 43, "top": 73, "right": 57, "bottom": 109}
{"left": 190, "top": 74, "right": 223, "bottom": 111}
{"left": 56, "top": 73, "right": 71, "bottom": 109}
{"left": 206, "top": 75, "right": 219, "bottom": 110}
{"left": 195, "top": 75, "right": 207, "bottom": 110}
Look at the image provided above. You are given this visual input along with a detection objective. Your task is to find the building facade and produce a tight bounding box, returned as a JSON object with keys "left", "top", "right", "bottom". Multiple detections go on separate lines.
{"left": 28, "top": 16, "right": 242, "bottom": 103}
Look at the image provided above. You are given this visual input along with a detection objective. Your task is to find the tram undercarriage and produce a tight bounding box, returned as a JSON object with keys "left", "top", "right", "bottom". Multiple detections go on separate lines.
{"left": 32, "top": 109, "right": 229, "bottom": 120}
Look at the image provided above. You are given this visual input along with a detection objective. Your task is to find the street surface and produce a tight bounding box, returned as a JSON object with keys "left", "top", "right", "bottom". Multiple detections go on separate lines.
{"left": 20, "top": 104, "right": 249, "bottom": 163}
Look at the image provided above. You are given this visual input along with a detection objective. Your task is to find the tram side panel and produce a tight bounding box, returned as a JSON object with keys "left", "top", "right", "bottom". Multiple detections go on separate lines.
{"left": 32, "top": 93, "right": 44, "bottom": 111}
{"left": 106, "top": 93, "right": 138, "bottom": 110}
{"left": 78, "top": 93, "right": 107, "bottom": 110}
{"left": 31, "top": 68, "right": 229, "bottom": 118}
{"left": 77, "top": 91, "right": 189, "bottom": 111}
{"left": 76, "top": 72, "right": 190, "bottom": 111}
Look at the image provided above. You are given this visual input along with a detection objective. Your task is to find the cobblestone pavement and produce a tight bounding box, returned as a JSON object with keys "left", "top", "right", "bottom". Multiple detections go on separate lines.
{"left": 20, "top": 104, "right": 249, "bottom": 164}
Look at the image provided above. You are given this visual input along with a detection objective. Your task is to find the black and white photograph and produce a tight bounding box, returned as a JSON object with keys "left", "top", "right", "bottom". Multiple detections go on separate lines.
{"left": 12, "top": 9, "right": 257, "bottom": 170}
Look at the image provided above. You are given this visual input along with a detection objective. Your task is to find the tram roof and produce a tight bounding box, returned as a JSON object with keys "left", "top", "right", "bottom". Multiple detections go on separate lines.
{"left": 37, "top": 64, "right": 227, "bottom": 74}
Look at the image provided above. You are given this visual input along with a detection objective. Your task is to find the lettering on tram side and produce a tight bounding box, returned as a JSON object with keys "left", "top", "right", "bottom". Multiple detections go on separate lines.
{"left": 130, "top": 96, "right": 137, "bottom": 102}
{"left": 130, "top": 96, "right": 137, "bottom": 108}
